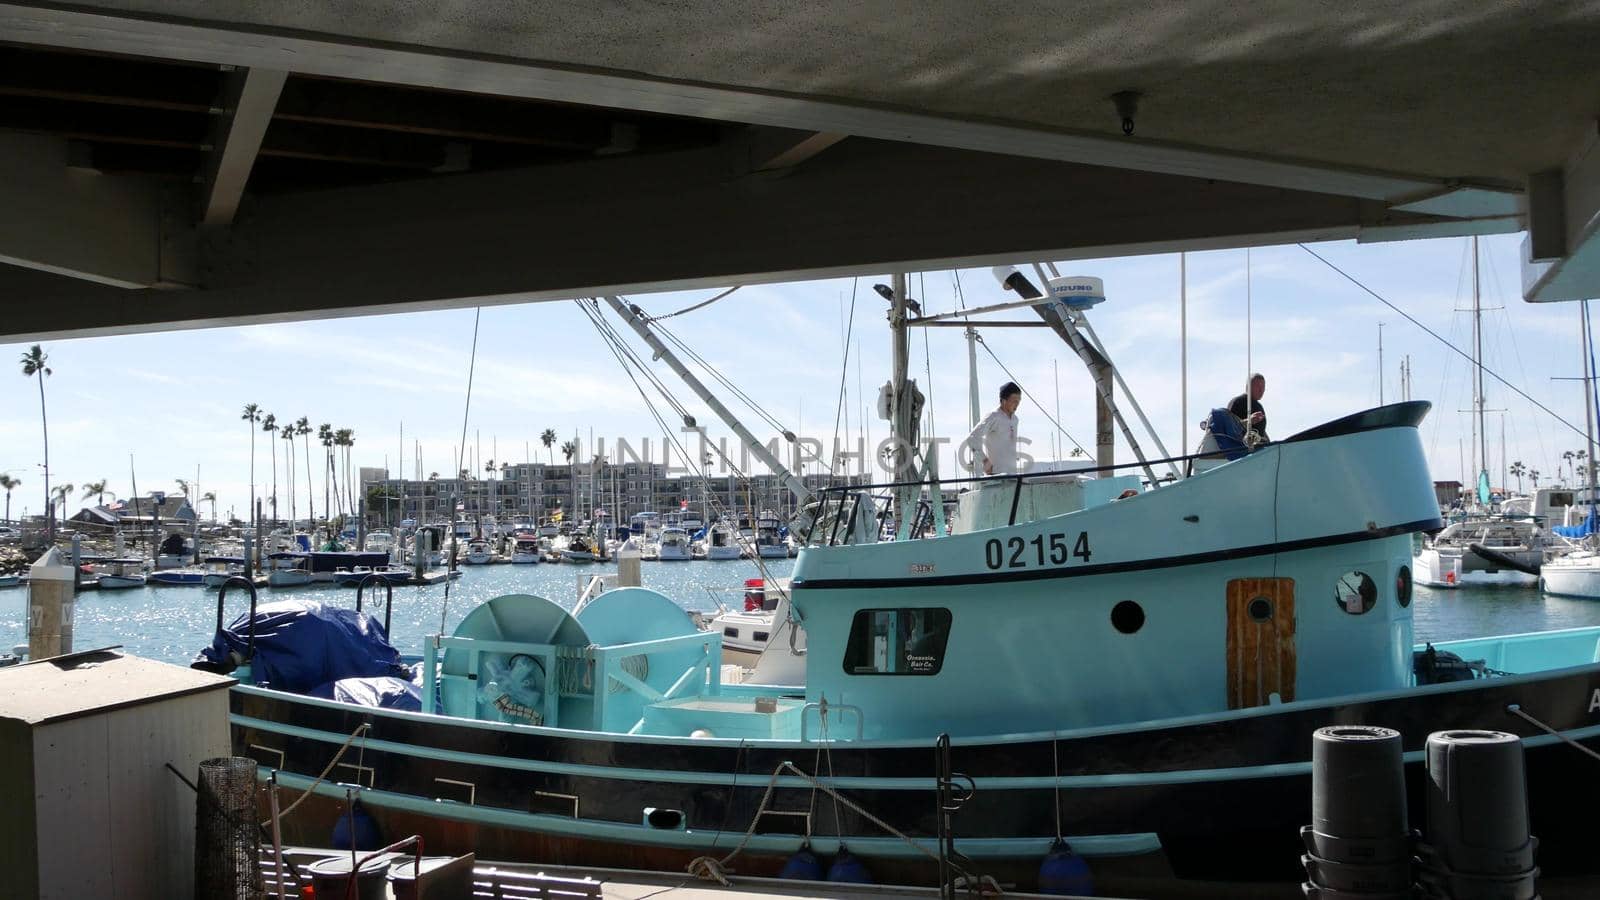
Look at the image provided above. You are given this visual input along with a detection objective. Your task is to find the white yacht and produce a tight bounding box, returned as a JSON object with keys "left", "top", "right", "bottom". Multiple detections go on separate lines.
{"left": 1413, "top": 518, "right": 1555, "bottom": 587}
{"left": 95, "top": 557, "right": 148, "bottom": 590}
{"left": 753, "top": 512, "right": 788, "bottom": 559}
{"left": 463, "top": 538, "right": 495, "bottom": 565}
{"left": 704, "top": 520, "right": 741, "bottom": 560}
{"left": 509, "top": 534, "right": 542, "bottom": 564}
{"left": 656, "top": 525, "right": 693, "bottom": 561}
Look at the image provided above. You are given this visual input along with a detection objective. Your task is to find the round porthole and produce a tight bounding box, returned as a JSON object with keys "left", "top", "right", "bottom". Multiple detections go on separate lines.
{"left": 1335, "top": 571, "right": 1377, "bottom": 615}
{"left": 1396, "top": 566, "right": 1413, "bottom": 608}
{"left": 1247, "top": 596, "right": 1273, "bottom": 622}
{"left": 1110, "top": 600, "right": 1145, "bottom": 634}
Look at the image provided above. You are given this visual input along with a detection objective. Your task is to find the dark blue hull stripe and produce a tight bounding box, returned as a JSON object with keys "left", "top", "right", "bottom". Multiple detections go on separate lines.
{"left": 791, "top": 517, "right": 1443, "bottom": 590}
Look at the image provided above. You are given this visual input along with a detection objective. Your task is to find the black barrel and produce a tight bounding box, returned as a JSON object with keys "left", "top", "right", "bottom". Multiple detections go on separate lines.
{"left": 1424, "top": 730, "right": 1535, "bottom": 874}
{"left": 1307, "top": 725, "right": 1409, "bottom": 864}
{"left": 1418, "top": 729, "right": 1539, "bottom": 900}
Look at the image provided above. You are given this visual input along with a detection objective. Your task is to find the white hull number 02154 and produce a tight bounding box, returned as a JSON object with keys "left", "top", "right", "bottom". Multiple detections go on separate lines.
{"left": 984, "top": 532, "right": 1091, "bottom": 570}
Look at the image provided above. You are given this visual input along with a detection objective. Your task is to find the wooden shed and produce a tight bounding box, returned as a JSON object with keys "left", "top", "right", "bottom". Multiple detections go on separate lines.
{"left": 0, "top": 648, "right": 234, "bottom": 899}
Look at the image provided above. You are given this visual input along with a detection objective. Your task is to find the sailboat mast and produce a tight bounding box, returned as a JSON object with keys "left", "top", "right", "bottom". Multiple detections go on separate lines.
{"left": 1473, "top": 235, "right": 1488, "bottom": 498}
{"left": 965, "top": 326, "right": 980, "bottom": 432}
{"left": 1584, "top": 301, "right": 1598, "bottom": 510}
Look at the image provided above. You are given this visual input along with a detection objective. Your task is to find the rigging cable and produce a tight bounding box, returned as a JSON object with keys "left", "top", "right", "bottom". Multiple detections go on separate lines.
{"left": 652, "top": 318, "right": 790, "bottom": 434}
{"left": 645, "top": 286, "right": 742, "bottom": 321}
{"left": 439, "top": 306, "right": 481, "bottom": 634}
{"left": 829, "top": 279, "right": 860, "bottom": 473}
{"left": 1299, "top": 244, "right": 1588, "bottom": 440}
{"left": 974, "top": 333, "right": 1090, "bottom": 457}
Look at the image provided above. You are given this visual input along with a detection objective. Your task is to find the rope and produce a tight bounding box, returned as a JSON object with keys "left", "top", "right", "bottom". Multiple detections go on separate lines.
{"left": 1506, "top": 704, "right": 1600, "bottom": 764}
{"left": 264, "top": 722, "right": 372, "bottom": 826}
{"left": 646, "top": 286, "right": 741, "bottom": 321}
{"left": 1299, "top": 243, "right": 1587, "bottom": 440}
{"left": 686, "top": 758, "right": 942, "bottom": 884}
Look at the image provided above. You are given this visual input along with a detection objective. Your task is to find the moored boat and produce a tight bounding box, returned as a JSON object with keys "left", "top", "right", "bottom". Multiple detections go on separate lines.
{"left": 193, "top": 402, "right": 1600, "bottom": 893}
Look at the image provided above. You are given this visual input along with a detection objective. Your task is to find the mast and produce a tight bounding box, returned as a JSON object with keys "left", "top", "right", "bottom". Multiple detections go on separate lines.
{"left": 1473, "top": 235, "right": 1488, "bottom": 503}
{"left": 1180, "top": 252, "right": 1188, "bottom": 458}
{"left": 965, "top": 326, "right": 980, "bottom": 432}
{"left": 889, "top": 273, "right": 915, "bottom": 485}
{"left": 602, "top": 296, "right": 813, "bottom": 506}
{"left": 1584, "top": 301, "right": 1598, "bottom": 520}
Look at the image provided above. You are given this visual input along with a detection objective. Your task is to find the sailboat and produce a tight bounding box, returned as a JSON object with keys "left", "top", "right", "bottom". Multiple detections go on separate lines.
{"left": 1414, "top": 236, "right": 1556, "bottom": 587}
{"left": 194, "top": 273, "right": 1600, "bottom": 894}
{"left": 1540, "top": 300, "right": 1600, "bottom": 597}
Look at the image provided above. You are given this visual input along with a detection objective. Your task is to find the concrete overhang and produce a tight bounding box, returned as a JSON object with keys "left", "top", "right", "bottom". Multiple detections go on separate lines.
{"left": 1, "top": 1, "right": 1597, "bottom": 341}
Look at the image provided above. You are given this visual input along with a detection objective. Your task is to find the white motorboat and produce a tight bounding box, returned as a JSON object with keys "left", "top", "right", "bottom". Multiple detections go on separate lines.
{"left": 463, "top": 538, "right": 495, "bottom": 565}
{"left": 266, "top": 552, "right": 313, "bottom": 587}
{"left": 753, "top": 512, "right": 788, "bottom": 559}
{"left": 656, "top": 525, "right": 692, "bottom": 561}
{"left": 561, "top": 533, "right": 599, "bottom": 563}
{"left": 509, "top": 535, "right": 542, "bottom": 564}
{"left": 95, "top": 557, "right": 148, "bottom": 590}
{"left": 703, "top": 521, "right": 741, "bottom": 560}
{"left": 201, "top": 555, "right": 247, "bottom": 589}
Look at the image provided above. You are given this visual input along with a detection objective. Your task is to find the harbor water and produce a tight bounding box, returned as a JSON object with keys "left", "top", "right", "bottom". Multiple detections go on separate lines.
{"left": 4, "top": 558, "right": 1597, "bottom": 668}
{"left": 5, "top": 558, "right": 793, "bottom": 666}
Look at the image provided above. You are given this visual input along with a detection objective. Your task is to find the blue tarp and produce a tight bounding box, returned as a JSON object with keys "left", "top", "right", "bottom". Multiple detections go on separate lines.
{"left": 308, "top": 675, "right": 422, "bottom": 711}
{"left": 194, "top": 598, "right": 408, "bottom": 693}
{"left": 1205, "top": 408, "right": 1251, "bottom": 460}
{"left": 1553, "top": 508, "right": 1598, "bottom": 540}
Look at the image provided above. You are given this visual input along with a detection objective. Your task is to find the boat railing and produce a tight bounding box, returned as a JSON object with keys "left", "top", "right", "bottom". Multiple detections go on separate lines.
{"left": 803, "top": 445, "right": 1236, "bottom": 546}
{"left": 213, "top": 575, "right": 260, "bottom": 662}
{"left": 354, "top": 573, "right": 395, "bottom": 635}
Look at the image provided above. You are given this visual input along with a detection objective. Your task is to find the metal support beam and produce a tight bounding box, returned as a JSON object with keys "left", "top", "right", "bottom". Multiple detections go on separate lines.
{"left": 0, "top": 1, "right": 1466, "bottom": 203}
{"left": 1523, "top": 122, "right": 1600, "bottom": 302}
{"left": 0, "top": 130, "right": 193, "bottom": 287}
{"left": 0, "top": 138, "right": 1474, "bottom": 342}
{"left": 199, "top": 66, "right": 286, "bottom": 225}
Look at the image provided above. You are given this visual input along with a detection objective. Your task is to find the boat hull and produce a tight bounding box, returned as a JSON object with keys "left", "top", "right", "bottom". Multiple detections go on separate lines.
{"left": 96, "top": 574, "right": 146, "bottom": 590}
{"left": 234, "top": 661, "right": 1600, "bottom": 888}
{"left": 1543, "top": 558, "right": 1600, "bottom": 598}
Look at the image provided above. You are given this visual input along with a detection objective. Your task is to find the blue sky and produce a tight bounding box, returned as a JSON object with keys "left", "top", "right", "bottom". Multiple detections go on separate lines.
{"left": 0, "top": 232, "right": 1591, "bottom": 521}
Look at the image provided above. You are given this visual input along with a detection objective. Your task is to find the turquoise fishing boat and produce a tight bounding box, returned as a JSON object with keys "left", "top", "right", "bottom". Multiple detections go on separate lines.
{"left": 200, "top": 400, "right": 1600, "bottom": 892}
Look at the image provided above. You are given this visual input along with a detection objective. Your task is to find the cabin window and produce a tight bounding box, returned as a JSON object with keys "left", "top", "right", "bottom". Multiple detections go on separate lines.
{"left": 842, "top": 608, "right": 952, "bottom": 675}
{"left": 1396, "top": 566, "right": 1412, "bottom": 607}
{"left": 1335, "top": 571, "right": 1377, "bottom": 615}
{"left": 1110, "top": 600, "right": 1145, "bottom": 634}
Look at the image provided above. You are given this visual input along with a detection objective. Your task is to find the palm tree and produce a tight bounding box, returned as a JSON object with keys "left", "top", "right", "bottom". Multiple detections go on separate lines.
{"left": 336, "top": 428, "right": 355, "bottom": 517}
{"left": 561, "top": 440, "right": 576, "bottom": 464}
{"left": 174, "top": 477, "right": 190, "bottom": 498}
{"left": 50, "top": 483, "right": 74, "bottom": 520}
{"left": 1509, "top": 461, "right": 1526, "bottom": 494}
{"left": 241, "top": 403, "right": 261, "bottom": 527}
{"left": 80, "top": 481, "right": 111, "bottom": 507}
{"left": 1563, "top": 450, "right": 1576, "bottom": 485}
{"left": 262, "top": 413, "right": 278, "bottom": 522}
{"left": 429, "top": 471, "right": 439, "bottom": 481}
{"left": 318, "top": 424, "right": 334, "bottom": 521}
{"left": 541, "top": 429, "right": 557, "bottom": 465}
{"left": 1530, "top": 468, "right": 1541, "bottom": 489}
{"left": 296, "top": 417, "right": 314, "bottom": 525}
{"left": 0, "top": 474, "right": 19, "bottom": 522}
{"left": 19, "top": 345, "right": 52, "bottom": 537}
{"left": 202, "top": 491, "right": 218, "bottom": 522}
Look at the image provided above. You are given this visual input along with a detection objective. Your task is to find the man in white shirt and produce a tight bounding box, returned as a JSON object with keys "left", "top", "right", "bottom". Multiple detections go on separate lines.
{"left": 964, "top": 382, "right": 1022, "bottom": 475}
